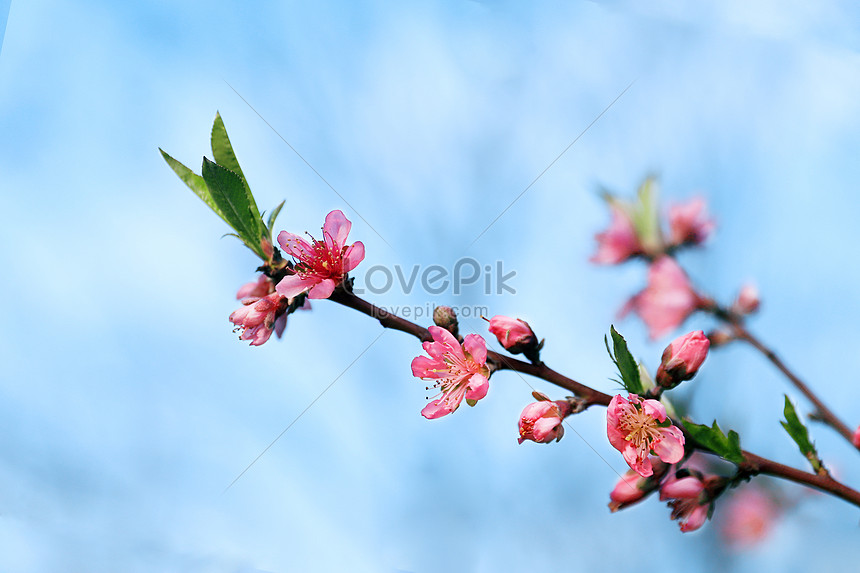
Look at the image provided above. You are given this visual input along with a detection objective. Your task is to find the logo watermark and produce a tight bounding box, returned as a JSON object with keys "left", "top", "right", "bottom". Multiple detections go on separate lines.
{"left": 351, "top": 258, "right": 516, "bottom": 296}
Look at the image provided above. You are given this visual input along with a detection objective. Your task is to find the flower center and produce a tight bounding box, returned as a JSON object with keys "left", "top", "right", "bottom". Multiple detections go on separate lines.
{"left": 619, "top": 404, "right": 663, "bottom": 454}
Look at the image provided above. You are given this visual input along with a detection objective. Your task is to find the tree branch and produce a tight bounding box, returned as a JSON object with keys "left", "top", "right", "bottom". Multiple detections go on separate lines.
{"left": 327, "top": 288, "right": 860, "bottom": 508}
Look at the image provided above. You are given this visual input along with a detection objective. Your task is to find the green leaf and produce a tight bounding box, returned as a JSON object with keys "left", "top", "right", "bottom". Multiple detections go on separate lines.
{"left": 201, "top": 158, "right": 265, "bottom": 258}
{"left": 631, "top": 176, "right": 663, "bottom": 253}
{"left": 605, "top": 326, "right": 643, "bottom": 394}
{"left": 159, "top": 148, "right": 227, "bottom": 222}
{"left": 211, "top": 113, "right": 249, "bottom": 189}
{"left": 780, "top": 395, "right": 823, "bottom": 473}
{"left": 210, "top": 113, "right": 264, "bottom": 231}
{"left": 683, "top": 420, "right": 745, "bottom": 464}
{"left": 267, "top": 200, "right": 286, "bottom": 234}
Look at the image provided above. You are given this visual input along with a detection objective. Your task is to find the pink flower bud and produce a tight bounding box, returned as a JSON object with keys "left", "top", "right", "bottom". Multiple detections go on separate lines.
{"left": 608, "top": 462, "right": 669, "bottom": 512}
{"left": 517, "top": 399, "right": 571, "bottom": 444}
{"left": 229, "top": 292, "right": 289, "bottom": 346}
{"left": 668, "top": 197, "right": 714, "bottom": 247}
{"left": 433, "top": 306, "right": 459, "bottom": 337}
{"left": 852, "top": 425, "right": 860, "bottom": 450}
{"left": 733, "top": 283, "right": 760, "bottom": 315}
{"left": 660, "top": 471, "right": 713, "bottom": 533}
{"left": 591, "top": 203, "right": 643, "bottom": 265}
{"left": 236, "top": 274, "right": 274, "bottom": 300}
{"left": 656, "top": 330, "right": 710, "bottom": 388}
{"left": 488, "top": 315, "right": 537, "bottom": 356}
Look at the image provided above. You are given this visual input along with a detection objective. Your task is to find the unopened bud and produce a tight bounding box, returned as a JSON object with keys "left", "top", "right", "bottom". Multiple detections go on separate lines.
{"left": 488, "top": 315, "right": 540, "bottom": 362}
{"left": 517, "top": 399, "right": 571, "bottom": 444}
{"left": 732, "top": 283, "right": 760, "bottom": 315}
{"left": 656, "top": 330, "right": 710, "bottom": 389}
{"left": 433, "top": 305, "right": 459, "bottom": 338}
{"left": 707, "top": 329, "right": 734, "bottom": 347}
{"left": 609, "top": 461, "right": 669, "bottom": 512}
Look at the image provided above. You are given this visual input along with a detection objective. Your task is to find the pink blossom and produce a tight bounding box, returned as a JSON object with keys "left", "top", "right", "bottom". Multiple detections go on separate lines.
{"left": 591, "top": 204, "right": 643, "bottom": 265}
{"left": 852, "top": 425, "right": 860, "bottom": 450}
{"left": 276, "top": 210, "right": 365, "bottom": 300}
{"left": 488, "top": 315, "right": 537, "bottom": 352}
{"left": 517, "top": 399, "right": 570, "bottom": 444}
{"left": 229, "top": 292, "right": 288, "bottom": 346}
{"left": 660, "top": 475, "right": 705, "bottom": 501}
{"left": 237, "top": 274, "right": 275, "bottom": 300}
{"left": 656, "top": 330, "right": 710, "bottom": 388}
{"left": 620, "top": 256, "right": 702, "bottom": 339}
{"left": 668, "top": 197, "right": 714, "bottom": 247}
{"left": 666, "top": 496, "right": 710, "bottom": 532}
{"left": 721, "top": 488, "right": 778, "bottom": 547}
{"left": 411, "top": 326, "right": 491, "bottom": 419}
{"left": 608, "top": 462, "right": 668, "bottom": 512}
{"left": 733, "top": 283, "right": 760, "bottom": 315}
{"left": 607, "top": 394, "right": 685, "bottom": 477}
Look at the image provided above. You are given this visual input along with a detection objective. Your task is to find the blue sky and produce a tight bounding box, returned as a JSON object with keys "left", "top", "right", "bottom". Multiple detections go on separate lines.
{"left": 1, "top": 1, "right": 860, "bottom": 571}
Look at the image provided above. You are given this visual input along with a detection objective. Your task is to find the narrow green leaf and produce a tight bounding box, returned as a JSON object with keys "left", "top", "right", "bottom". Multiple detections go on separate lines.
{"left": 684, "top": 420, "right": 745, "bottom": 464}
{"left": 211, "top": 112, "right": 249, "bottom": 189}
{"left": 159, "top": 148, "right": 227, "bottom": 221}
{"left": 606, "top": 326, "right": 643, "bottom": 394}
{"left": 210, "top": 113, "right": 264, "bottom": 237}
{"left": 267, "top": 200, "right": 286, "bottom": 234}
{"left": 780, "top": 395, "right": 822, "bottom": 472}
{"left": 201, "top": 158, "right": 264, "bottom": 258}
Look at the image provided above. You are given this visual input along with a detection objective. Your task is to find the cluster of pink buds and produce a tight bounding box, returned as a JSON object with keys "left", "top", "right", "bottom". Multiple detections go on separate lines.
{"left": 230, "top": 275, "right": 297, "bottom": 346}
{"left": 660, "top": 469, "right": 721, "bottom": 532}
{"left": 228, "top": 209, "right": 362, "bottom": 346}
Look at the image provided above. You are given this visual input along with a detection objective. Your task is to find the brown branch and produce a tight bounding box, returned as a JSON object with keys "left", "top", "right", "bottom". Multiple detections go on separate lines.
{"left": 730, "top": 323, "right": 855, "bottom": 445}
{"left": 327, "top": 288, "right": 860, "bottom": 508}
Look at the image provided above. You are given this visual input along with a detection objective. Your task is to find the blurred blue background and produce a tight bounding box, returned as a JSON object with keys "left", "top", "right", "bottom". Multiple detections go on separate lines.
{"left": 2, "top": 1, "right": 860, "bottom": 571}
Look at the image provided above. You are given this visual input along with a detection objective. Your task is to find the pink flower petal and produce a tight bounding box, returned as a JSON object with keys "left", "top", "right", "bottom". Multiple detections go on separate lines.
{"left": 464, "top": 373, "right": 489, "bottom": 401}
{"left": 307, "top": 278, "right": 336, "bottom": 299}
{"left": 660, "top": 476, "right": 704, "bottom": 500}
{"left": 653, "top": 426, "right": 685, "bottom": 464}
{"left": 342, "top": 241, "right": 365, "bottom": 272}
{"left": 275, "top": 274, "right": 320, "bottom": 299}
{"left": 641, "top": 399, "right": 667, "bottom": 422}
{"left": 277, "top": 231, "right": 313, "bottom": 258}
{"left": 421, "top": 398, "right": 453, "bottom": 419}
{"left": 680, "top": 504, "right": 709, "bottom": 532}
{"left": 323, "top": 209, "right": 352, "bottom": 250}
{"left": 463, "top": 334, "right": 487, "bottom": 364}
{"left": 623, "top": 445, "right": 653, "bottom": 477}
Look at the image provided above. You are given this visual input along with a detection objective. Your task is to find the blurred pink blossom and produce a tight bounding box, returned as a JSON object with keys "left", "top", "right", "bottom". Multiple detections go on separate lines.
{"left": 721, "top": 488, "right": 779, "bottom": 547}
{"left": 620, "top": 257, "right": 702, "bottom": 339}
{"left": 591, "top": 204, "right": 643, "bottom": 265}
{"left": 668, "top": 197, "right": 714, "bottom": 247}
